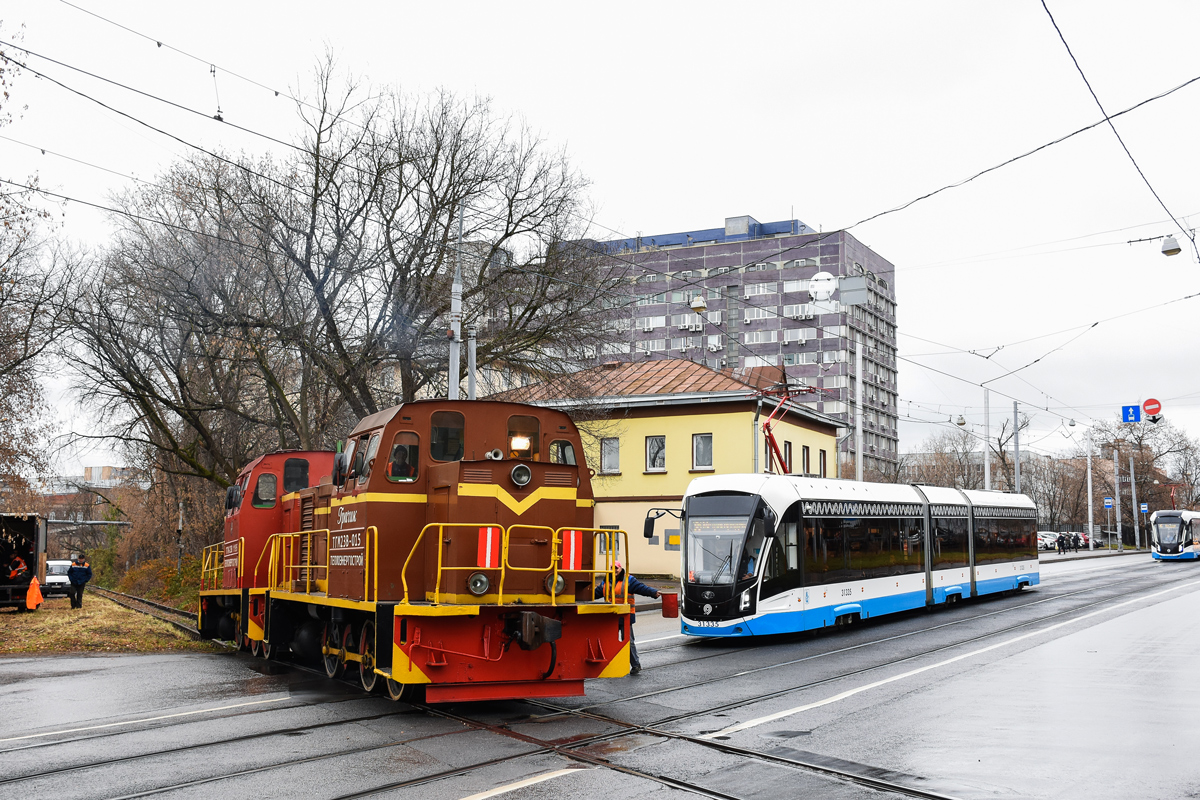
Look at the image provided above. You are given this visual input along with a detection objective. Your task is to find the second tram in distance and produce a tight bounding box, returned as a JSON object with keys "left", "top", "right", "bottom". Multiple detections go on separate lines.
{"left": 674, "top": 474, "right": 1039, "bottom": 637}
{"left": 1150, "top": 509, "right": 1200, "bottom": 560}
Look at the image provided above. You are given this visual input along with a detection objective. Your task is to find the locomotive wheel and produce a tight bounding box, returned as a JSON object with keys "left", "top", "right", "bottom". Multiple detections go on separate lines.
{"left": 323, "top": 622, "right": 345, "bottom": 679}
{"left": 386, "top": 677, "right": 416, "bottom": 702}
{"left": 249, "top": 637, "right": 261, "bottom": 658}
{"left": 359, "top": 621, "right": 378, "bottom": 693}
{"left": 261, "top": 639, "right": 274, "bottom": 659}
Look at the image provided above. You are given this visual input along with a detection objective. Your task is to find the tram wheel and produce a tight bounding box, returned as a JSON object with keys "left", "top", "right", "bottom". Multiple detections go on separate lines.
{"left": 359, "top": 621, "right": 378, "bottom": 693}
{"left": 250, "top": 637, "right": 261, "bottom": 658}
{"left": 323, "top": 622, "right": 345, "bottom": 679}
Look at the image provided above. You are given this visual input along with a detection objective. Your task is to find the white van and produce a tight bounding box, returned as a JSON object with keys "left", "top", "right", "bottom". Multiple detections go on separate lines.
{"left": 44, "top": 559, "right": 72, "bottom": 596}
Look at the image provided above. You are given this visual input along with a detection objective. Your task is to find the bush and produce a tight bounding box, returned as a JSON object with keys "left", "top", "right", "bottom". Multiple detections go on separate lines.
{"left": 116, "top": 555, "right": 203, "bottom": 612}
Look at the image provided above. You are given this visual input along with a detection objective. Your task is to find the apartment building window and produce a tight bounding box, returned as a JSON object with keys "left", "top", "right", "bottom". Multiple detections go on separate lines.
{"left": 819, "top": 449, "right": 828, "bottom": 478}
{"left": 802, "top": 445, "right": 811, "bottom": 475}
{"left": 692, "top": 434, "right": 713, "bottom": 470}
{"left": 783, "top": 441, "right": 792, "bottom": 473}
{"left": 600, "top": 438, "right": 620, "bottom": 474}
{"left": 646, "top": 436, "right": 666, "bottom": 472}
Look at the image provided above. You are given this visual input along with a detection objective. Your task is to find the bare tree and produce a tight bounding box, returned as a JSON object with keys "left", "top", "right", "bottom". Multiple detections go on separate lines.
{"left": 64, "top": 63, "right": 626, "bottom": 493}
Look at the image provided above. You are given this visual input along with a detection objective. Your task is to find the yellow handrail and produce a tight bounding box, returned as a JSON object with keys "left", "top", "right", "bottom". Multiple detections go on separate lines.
{"left": 363, "top": 526, "right": 379, "bottom": 602}
{"left": 553, "top": 527, "right": 628, "bottom": 605}
{"left": 498, "top": 525, "right": 556, "bottom": 604}
{"left": 254, "top": 530, "right": 331, "bottom": 592}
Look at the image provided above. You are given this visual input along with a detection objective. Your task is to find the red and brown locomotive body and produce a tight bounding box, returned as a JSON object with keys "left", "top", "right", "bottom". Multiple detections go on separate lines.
{"left": 198, "top": 400, "right": 631, "bottom": 702}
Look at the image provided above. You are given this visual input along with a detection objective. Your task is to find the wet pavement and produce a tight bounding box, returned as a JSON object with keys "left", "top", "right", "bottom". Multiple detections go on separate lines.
{"left": 3, "top": 554, "right": 1197, "bottom": 799}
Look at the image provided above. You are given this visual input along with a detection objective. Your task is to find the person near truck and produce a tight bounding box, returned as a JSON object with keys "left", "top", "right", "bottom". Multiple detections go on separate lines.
{"left": 595, "top": 561, "right": 659, "bottom": 675}
{"left": 67, "top": 556, "right": 92, "bottom": 609}
{"left": 6, "top": 553, "right": 30, "bottom": 583}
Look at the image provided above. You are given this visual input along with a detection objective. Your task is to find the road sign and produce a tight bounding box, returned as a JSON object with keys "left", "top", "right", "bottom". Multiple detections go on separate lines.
{"left": 1143, "top": 398, "right": 1162, "bottom": 416}
{"left": 1140, "top": 502, "right": 1149, "bottom": 512}
{"left": 1121, "top": 405, "right": 1141, "bottom": 423}
{"left": 1103, "top": 497, "right": 1114, "bottom": 509}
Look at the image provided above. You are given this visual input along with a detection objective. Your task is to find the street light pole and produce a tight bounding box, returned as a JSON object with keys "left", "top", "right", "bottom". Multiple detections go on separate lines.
{"left": 1129, "top": 455, "right": 1140, "bottom": 549}
{"left": 1013, "top": 401, "right": 1021, "bottom": 493}
{"left": 1113, "top": 448, "right": 1124, "bottom": 553}
{"left": 1086, "top": 430, "right": 1094, "bottom": 551}
{"left": 984, "top": 388, "right": 991, "bottom": 491}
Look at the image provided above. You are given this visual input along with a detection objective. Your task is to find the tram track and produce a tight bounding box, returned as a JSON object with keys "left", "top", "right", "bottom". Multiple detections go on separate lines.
{"left": 17, "top": 561, "right": 1184, "bottom": 800}
{"left": 90, "top": 587, "right": 206, "bottom": 640}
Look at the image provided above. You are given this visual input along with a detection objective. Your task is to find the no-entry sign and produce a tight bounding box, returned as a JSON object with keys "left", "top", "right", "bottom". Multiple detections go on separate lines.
{"left": 1143, "top": 398, "right": 1162, "bottom": 416}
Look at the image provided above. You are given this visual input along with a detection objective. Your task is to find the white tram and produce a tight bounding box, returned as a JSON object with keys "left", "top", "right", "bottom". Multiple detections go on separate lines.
{"left": 1150, "top": 509, "right": 1200, "bottom": 561}
{"left": 674, "top": 475, "right": 1039, "bottom": 638}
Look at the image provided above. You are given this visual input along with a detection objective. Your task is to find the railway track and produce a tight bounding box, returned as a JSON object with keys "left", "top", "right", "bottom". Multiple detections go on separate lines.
{"left": 13, "top": 562, "right": 1183, "bottom": 800}
{"left": 90, "top": 587, "right": 204, "bottom": 640}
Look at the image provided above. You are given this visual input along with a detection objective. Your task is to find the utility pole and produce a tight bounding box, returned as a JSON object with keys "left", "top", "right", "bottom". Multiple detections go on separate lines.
{"left": 855, "top": 339, "right": 864, "bottom": 482}
{"left": 1086, "top": 430, "right": 1094, "bottom": 550}
{"left": 983, "top": 388, "right": 991, "bottom": 490}
{"left": 1113, "top": 448, "right": 1124, "bottom": 553}
{"left": 448, "top": 208, "right": 464, "bottom": 400}
{"left": 1013, "top": 401, "right": 1021, "bottom": 493}
{"left": 1129, "top": 455, "right": 1140, "bottom": 549}
{"left": 467, "top": 326, "right": 478, "bottom": 401}
{"left": 176, "top": 501, "right": 184, "bottom": 571}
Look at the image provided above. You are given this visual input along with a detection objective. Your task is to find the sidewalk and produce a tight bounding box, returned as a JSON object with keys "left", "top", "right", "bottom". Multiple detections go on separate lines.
{"left": 1038, "top": 546, "right": 1149, "bottom": 564}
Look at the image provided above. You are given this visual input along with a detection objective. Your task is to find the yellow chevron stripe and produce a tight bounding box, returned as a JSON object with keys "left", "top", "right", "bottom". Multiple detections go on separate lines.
{"left": 456, "top": 484, "right": 576, "bottom": 515}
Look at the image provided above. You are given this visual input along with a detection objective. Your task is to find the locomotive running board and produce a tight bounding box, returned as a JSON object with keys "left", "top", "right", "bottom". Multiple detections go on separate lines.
{"left": 425, "top": 680, "right": 585, "bottom": 703}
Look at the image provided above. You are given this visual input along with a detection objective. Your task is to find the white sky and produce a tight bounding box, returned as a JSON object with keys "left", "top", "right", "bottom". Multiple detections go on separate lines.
{"left": 6, "top": 1, "right": 1200, "bottom": 472}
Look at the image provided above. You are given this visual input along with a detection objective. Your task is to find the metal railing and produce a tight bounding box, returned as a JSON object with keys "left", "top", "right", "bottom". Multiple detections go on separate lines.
{"left": 254, "top": 530, "right": 331, "bottom": 594}
{"left": 200, "top": 537, "right": 243, "bottom": 590}
{"left": 400, "top": 523, "right": 628, "bottom": 606}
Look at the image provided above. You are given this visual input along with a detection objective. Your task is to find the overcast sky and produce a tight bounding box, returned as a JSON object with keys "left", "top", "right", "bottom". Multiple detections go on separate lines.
{"left": 7, "top": 1, "right": 1200, "bottom": 472}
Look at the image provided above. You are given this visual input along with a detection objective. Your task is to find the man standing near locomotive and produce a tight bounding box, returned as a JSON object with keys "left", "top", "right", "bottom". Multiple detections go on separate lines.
{"left": 67, "top": 555, "right": 92, "bottom": 609}
{"left": 595, "top": 561, "right": 659, "bottom": 674}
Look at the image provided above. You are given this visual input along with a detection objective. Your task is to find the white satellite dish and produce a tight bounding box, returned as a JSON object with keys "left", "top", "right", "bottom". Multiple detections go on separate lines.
{"left": 808, "top": 271, "right": 836, "bottom": 301}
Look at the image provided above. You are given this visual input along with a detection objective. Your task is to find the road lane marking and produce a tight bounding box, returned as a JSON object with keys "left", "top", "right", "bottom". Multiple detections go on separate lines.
{"left": 459, "top": 768, "right": 584, "bottom": 799}
{"left": 701, "top": 578, "right": 1200, "bottom": 739}
{"left": 640, "top": 632, "right": 687, "bottom": 643}
{"left": 0, "top": 697, "right": 290, "bottom": 742}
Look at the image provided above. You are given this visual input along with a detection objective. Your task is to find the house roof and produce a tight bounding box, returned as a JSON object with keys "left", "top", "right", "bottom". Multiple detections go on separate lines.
{"left": 489, "top": 358, "right": 841, "bottom": 431}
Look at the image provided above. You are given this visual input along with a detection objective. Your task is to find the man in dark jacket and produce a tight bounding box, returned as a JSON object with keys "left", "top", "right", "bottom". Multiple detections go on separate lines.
{"left": 67, "top": 556, "right": 92, "bottom": 609}
{"left": 595, "top": 561, "right": 659, "bottom": 674}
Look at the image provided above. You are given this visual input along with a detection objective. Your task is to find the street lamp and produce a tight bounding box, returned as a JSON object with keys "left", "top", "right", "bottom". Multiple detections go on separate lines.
{"left": 1068, "top": 418, "right": 1097, "bottom": 551}
{"left": 1162, "top": 236, "right": 1182, "bottom": 256}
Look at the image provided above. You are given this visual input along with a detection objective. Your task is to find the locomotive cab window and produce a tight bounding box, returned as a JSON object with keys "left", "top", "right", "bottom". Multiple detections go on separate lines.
{"left": 357, "top": 433, "right": 381, "bottom": 485}
{"left": 282, "top": 458, "right": 309, "bottom": 493}
{"left": 508, "top": 416, "right": 540, "bottom": 460}
{"left": 387, "top": 432, "right": 420, "bottom": 482}
{"left": 431, "top": 411, "right": 465, "bottom": 462}
{"left": 549, "top": 439, "right": 576, "bottom": 465}
{"left": 252, "top": 473, "right": 277, "bottom": 508}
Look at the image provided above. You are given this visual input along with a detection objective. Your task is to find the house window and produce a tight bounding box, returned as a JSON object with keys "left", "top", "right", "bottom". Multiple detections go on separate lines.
{"left": 802, "top": 445, "right": 811, "bottom": 475}
{"left": 783, "top": 441, "right": 792, "bottom": 473}
{"left": 693, "top": 434, "right": 713, "bottom": 469}
{"left": 819, "top": 449, "right": 827, "bottom": 478}
{"left": 600, "top": 438, "right": 620, "bottom": 473}
{"left": 646, "top": 436, "right": 666, "bottom": 472}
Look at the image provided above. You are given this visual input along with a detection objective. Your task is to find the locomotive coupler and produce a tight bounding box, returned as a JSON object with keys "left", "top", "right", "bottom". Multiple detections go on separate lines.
{"left": 506, "top": 610, "right": 562, "bottom": 651}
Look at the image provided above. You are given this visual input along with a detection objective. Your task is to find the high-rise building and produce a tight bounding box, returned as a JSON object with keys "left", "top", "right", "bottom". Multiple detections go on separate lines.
{"left": 598, "top": 215, "right": 899, "bottom": 473}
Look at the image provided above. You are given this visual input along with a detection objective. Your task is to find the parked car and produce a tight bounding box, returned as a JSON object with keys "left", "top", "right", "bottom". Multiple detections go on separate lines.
{"left": 1037, "top": 532, "right": 1058, "bottom": 551}
{"left": 43, "top": 559, "right": 72, "bottom": 596}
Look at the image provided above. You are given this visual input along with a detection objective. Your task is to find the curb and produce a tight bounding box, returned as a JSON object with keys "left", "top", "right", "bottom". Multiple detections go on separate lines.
{"left": 1038, "top": 549, "right": 1149, "bottom": 564}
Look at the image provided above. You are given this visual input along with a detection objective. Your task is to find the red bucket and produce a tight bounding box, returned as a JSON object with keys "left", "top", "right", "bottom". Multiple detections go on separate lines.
{"left": 660, "top": 590, "right": 679, "bottom": 619}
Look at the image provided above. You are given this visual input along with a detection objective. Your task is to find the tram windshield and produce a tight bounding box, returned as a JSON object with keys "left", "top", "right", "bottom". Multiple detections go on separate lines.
{"left": 685, "top": 516, "right": 750, "bottom": 585}
{"left": 1156, "top": 521, "right": 1180, "bottom": 545}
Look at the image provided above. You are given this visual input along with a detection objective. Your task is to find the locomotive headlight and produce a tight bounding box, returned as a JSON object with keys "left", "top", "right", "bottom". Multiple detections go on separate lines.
{"left": 467, "top": 572, "right": 490, "bottom": 596}
{"left": 545, "top": 573, "right": 566, "bottom": 595}
{"left": 510, "top": 435, "right": 531, "bottom": 451}
{"left": 511, "top": 464, "right": 532, "bottom": 487}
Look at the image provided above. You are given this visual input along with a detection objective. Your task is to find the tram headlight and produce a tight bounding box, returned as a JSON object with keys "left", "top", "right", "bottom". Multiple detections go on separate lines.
{"left": 511, "top": 464, "right": 532, "bottom": 487}
{"left": 467, "top": 572, "right": 490, "bottom": 596}
{"left": 545, "top": 573, "right": 566, "bottom": 595}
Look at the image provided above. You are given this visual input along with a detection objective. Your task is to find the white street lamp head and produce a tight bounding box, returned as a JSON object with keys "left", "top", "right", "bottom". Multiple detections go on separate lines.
{"left": 956, "top": 415, "right": 966, "bottom": 427}
{"left": 1162, "top": 235, "right": 1182, "bottom": 256}
{"left": 808, "top": 271, "right": 836, "bottom": 301}
{"left": 689, "top": 295, "right": 708, "bottom": 313}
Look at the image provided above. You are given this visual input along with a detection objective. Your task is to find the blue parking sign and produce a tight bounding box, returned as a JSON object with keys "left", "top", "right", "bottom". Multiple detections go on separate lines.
{"left": 1122, "top": 405, "right": 1141, "bottom": 422}
{"left": 1103, "top": 497, "right": 1113, "bottom": 509}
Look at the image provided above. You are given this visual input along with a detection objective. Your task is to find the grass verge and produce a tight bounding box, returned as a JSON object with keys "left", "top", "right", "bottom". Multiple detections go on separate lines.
{"left": 0, "top": 595, "right": 227, "bottom": 655}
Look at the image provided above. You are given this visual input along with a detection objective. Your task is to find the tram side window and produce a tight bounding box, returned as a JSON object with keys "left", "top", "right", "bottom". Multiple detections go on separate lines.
{"left": 803, "top": 518, "right": 850, "bottom": 585}
{"left": 974, "top": 518, "right": 1000, "bottom": 563}
{"left": 282, "top": 458, "right": 310, "bottom": 493}
{"left": 430, "top": 411, "right": 465, "bottom": 462}
{"left": 1010, "top": 518, "right": 1037, "bottom": 561}
{"left": 508, "top": 415, "right": 540, "bottom": 460}
{"left": 932, "top": 518, "right": 969, "bottom": 568}
{"left": 549, "top": 439, "right": 576, "bottom": 465}
{"left": 846, "top": 517, "right": 922, "bottom": 580}
{"left": 252, "top": 473, "right": 278, "bottom": 508}
{"left": 386, "top": 432, "right": 420, "bottom": 482}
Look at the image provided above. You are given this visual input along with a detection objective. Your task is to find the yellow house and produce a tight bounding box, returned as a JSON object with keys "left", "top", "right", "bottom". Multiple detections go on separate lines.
{"left": 492, "top": 359, "right": 840, "bottom": 578}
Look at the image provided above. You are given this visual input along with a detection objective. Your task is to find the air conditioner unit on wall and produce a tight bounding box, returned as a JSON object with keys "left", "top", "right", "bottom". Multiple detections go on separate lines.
{"left": 707, "top": 344, "right": 722, "bottom": 352}
{"left": 642, "top": 327, "right": 654, "bottom": 333}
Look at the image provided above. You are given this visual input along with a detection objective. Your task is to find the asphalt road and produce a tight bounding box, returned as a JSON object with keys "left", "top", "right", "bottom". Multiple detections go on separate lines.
{"left": 4, "top": 553, "right": 1198, "bottom": 799}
